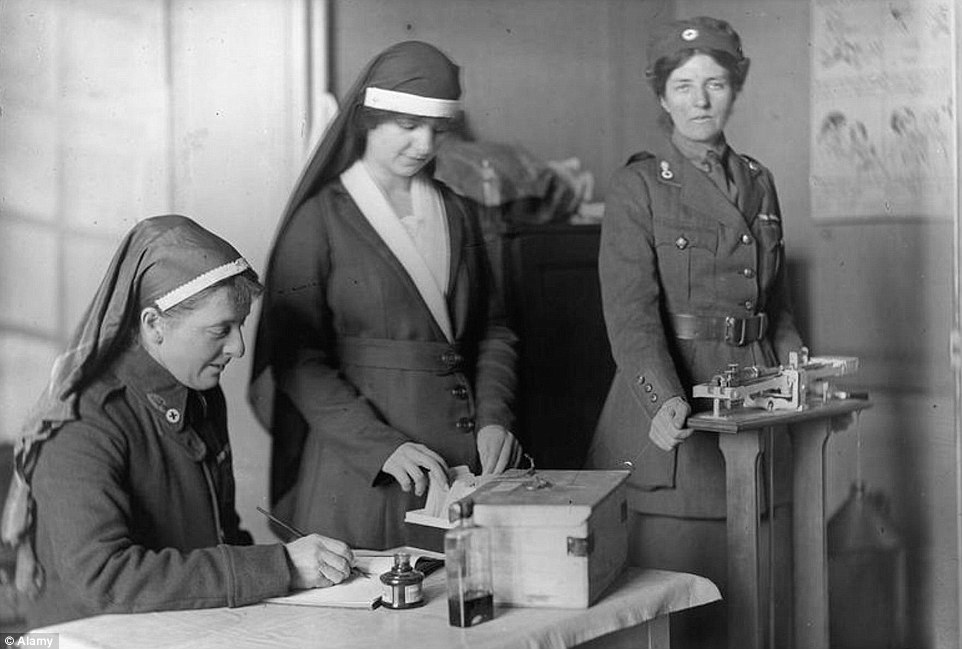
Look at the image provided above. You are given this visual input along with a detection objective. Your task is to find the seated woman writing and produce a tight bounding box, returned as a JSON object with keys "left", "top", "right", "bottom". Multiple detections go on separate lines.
{"left": 1, "top": 215, "right": 354, "bottom": 628}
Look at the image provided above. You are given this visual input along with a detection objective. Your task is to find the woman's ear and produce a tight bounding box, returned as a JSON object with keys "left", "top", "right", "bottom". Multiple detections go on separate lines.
{"left": 140, "top": 306, "right": 164, "bottom": 347}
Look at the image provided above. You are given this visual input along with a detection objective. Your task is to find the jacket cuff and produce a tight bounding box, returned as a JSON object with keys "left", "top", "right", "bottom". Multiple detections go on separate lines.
{"left": 219, "top": 543, "right": 292, "bottom": 607}
{"left": 625, "top": 366, "right": 683, "bottom": 419}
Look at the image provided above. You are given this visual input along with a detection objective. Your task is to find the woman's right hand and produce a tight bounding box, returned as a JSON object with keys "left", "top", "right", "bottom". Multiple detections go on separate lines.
{"left": 285, "top": 534, "right": 354, "bottom": 590}
{"left": 382, "top": 442, "right": 449, "bottom": 496}
{"left": 648, "top": 396, "right": 694, "bottom": 451}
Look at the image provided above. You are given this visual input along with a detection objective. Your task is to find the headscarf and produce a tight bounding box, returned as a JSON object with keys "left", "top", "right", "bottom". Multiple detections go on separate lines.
{"left": 249, "top": 41, "right": 461, "bottom": 433}
{"left": 0, "top": 214, "right": 255, "bottom": 596}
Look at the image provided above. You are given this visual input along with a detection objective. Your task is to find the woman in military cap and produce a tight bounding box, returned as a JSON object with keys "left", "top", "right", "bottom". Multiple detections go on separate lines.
{"left": 2, "top": 215, "right": 354, "bottom": 627}
{"left": 587, "top": 16, "right": 803, "bottom": 646}
{"left": 249, "top": 41, "right": 520, "bottom": 551}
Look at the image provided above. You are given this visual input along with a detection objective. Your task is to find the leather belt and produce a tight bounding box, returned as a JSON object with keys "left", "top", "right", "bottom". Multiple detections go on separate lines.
{"left": 338, "top": 336, "right": 464, "bottom": 373}
{"left": 669, "top": 313, "right": 768, "bottom": 346}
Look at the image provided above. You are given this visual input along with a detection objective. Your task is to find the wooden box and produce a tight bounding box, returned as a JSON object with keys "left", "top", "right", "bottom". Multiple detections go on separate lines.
{"left": 470, "top": 469, "right": 630, "bottom": 608}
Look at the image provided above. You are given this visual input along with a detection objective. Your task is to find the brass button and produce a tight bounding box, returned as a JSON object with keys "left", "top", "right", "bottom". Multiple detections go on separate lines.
{"left": 744, "top": 300, "right": 754, "bottom": 311}
{"left": 675, "top": 236, "right": 689, "bottom": 250}
{"left": 741, "top": 233, "right": 753, "bottom": 245}
{"left": 450, "top": 385, "right": 469, "bottom": 400}
{"left": 456, "top": 417, "right": 475, "bottom": 432}
{"left": 650, "top": 394, "right": 658, "bottom": 402}
{"left": 644, "top": 384, "right": 653, "bottom": 393}
{"left": 636, "top": 375, "right": 646, "bottom": 385}
{"left": 742, "top": 268, "right": 756, "bottom": 278}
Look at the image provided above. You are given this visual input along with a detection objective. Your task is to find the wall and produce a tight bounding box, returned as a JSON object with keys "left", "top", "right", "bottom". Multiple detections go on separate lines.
{"left": 330, "top": 0, "right": 960, "bottom": 645}
{"left": 331, "top": 0, "right": 672, "bottom": 200}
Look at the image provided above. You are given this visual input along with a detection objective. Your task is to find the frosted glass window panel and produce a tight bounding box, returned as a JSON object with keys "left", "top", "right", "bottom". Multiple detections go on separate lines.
{"left": 0, "top": 336, "right": 59, "bottom": 443}
{"left": 0, "top": 0, "right": 58, "bottom": 108}
{"left": 0, "top": 222, "right": 59, "bottom": 336}
{"left": 61, "top": 115, "right": 170, "bottom": 232}
{"left": 59, "top": 0, "right": 167, "bottom": 104}
{"left": 56, "top": 2, "right": 169, "bottom": 230}
{"left": 0, "top": 107, "right": 59, "bottom": 221}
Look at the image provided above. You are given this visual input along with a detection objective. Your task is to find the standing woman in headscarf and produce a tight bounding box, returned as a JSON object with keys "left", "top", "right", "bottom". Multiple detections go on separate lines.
{"left": 1, "top": 215, "right": 353, "bottom": 628}
{"left": 250, "top": 41, "right": 520, "bottom": 551}
{"left": 586, "top": 17, "right": 802, "bottom": 646}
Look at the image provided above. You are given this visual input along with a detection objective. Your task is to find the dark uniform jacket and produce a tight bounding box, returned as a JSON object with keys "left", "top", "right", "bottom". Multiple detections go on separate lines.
{"left": 28, "top": 345, "right": 290, "bottom": 627}
{"left": 264, "top": 178, "right": 517, "bottom": 550}
{"left": 587, "top": 133, "right": 802, "bottom": 519}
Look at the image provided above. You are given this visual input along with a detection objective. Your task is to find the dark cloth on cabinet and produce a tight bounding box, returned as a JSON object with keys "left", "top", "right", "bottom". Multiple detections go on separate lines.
{"left": 258, "top": 178, "right": 517, "bottom": 550}
{"left": 27, "top": 345, "right": 290, "bottom": 628}
{"left": 587, "top": 131, "right": 803, "bottom": 519}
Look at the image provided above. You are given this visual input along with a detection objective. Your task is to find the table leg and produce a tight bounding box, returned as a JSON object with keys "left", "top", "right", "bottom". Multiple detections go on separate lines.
{"left": 719, "top": 431, "right": 763, "bottom": 649}
{"left": 790, "top": 420, "right": 831, "bottom": 649}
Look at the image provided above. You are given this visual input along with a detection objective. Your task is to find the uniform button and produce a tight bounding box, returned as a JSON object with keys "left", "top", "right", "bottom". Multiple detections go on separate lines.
{"left": 441, "top": 350, "right": 463, "bottom": 367}
{"left": 456, "top": 417, "right": 475, "bottom": 432}
{"left": 450, "top": 385, "right": 469, "bottom": 400}
{"left": 741, "top": 233, "right": 753, "bottom": 245}
{"left": 744, "top": 300, "right": 754, "bottom": 311}
{"left": 165, "top": 408, "right": 181, "bottom": 424}
{"left": 675, "top": 236, "right": 689, "bottom": 250}
{"left": 742, "top": 268, "right": 756, "bottom": 278}
{"left": 636, "top": 375, "right": 646, "bottom": 385}
{"left": 650, "top": 394, "right": 658, "bottom": 403}
{"left": 644, "top": 384, "right": 653, "bottom": 393}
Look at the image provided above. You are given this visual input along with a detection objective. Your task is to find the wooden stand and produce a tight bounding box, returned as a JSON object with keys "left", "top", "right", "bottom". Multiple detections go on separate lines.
{"left": 689, "top": 397, "right": 871, "bottom": 649}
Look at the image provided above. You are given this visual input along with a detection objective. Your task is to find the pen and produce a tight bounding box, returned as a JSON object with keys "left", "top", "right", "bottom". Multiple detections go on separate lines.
{"left": 256, "top": 506, "right": 308, "bottom": 539}
{"left": 256, "top": 506, "right": 368, "bottom": 581}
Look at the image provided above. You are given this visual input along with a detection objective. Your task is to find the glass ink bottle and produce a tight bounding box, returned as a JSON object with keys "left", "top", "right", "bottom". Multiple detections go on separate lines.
{"left": 379, "top": 552, "right": 425, "bottom": 609}
{"left": 445, "top": 499, "right": 494, "bottom": 627}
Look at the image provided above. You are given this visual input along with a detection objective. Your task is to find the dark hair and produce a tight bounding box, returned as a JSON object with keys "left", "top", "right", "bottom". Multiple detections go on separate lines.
{"left": 354, "top": 105, "right": 461, "bottom": 135}
{"left": 648, "top": 48, "right": 750, "bottom": 98}
{"left": 351, "top": 106, "right": 463, "bottom": 168}
{"left": 159, "top": 271, "right": 263, "bottom": 321}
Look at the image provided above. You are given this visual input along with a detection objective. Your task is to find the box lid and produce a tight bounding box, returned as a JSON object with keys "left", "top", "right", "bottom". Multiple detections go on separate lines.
{"left": 471, "top": 470, "right": 629, "bottom": 527}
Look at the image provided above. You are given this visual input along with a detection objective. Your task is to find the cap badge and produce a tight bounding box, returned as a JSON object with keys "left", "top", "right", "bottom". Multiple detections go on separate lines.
{"left": 681, "top": 28, "right": 699, "bottom": 41}
{"left": 660, "top": 160, "right": 674, "bottom": 180}
{"left": 165, "top": 408, "right": 181, "bottom": 424}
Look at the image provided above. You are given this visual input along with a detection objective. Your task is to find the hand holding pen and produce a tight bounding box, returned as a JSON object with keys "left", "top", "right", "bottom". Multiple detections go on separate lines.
{"left": 257, "top": 507, "right": 356, "bottom": 590}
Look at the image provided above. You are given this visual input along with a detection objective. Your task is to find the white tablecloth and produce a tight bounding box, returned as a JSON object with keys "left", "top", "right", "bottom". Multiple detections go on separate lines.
{"left": 34, "top": 568, "right": 720, "bottom": 649}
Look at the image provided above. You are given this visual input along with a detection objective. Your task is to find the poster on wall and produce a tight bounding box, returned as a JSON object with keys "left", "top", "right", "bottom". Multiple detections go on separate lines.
{"left": 810, "top": 0, "right": 956, "bottom": 220}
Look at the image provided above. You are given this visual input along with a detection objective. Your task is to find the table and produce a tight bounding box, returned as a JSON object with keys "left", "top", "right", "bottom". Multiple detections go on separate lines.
{"left": 688, "top": 397, "right": 871, "bottom": 649}
{"left": 32, "top": 568, "right": 720, "bottom": 649}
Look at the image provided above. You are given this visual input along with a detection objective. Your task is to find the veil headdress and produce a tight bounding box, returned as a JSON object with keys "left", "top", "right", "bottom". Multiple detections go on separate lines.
{"left": 0, "top": 214, "right": 254, "bottom": 595}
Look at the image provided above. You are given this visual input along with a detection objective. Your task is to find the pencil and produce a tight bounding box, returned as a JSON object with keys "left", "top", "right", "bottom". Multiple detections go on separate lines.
{"left": 256, "top": 506, "right": 308, "bottom": 539}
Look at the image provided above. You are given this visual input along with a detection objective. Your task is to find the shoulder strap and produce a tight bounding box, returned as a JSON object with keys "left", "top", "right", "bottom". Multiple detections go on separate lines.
{"left": 626, "top": 150, "right": 655, "bottom": 165}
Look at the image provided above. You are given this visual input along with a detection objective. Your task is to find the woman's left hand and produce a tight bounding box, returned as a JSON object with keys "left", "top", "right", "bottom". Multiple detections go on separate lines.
{"left": 477, "top": 425, "right": 523, "bottom": 474}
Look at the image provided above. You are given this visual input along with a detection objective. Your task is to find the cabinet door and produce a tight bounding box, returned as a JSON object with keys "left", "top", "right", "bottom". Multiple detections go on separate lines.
{"left": 503, "top": 226, "right": 614, "bottom": 468}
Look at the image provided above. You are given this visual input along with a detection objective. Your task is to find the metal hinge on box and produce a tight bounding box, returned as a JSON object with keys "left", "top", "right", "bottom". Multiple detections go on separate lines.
{"left": 567, "top": 533, "right": 594, "bottom": 557}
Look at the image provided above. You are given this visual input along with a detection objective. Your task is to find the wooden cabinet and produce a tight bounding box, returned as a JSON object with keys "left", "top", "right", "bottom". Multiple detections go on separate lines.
{"left": 499, "top": 225, "right": 615, "bottom": 469}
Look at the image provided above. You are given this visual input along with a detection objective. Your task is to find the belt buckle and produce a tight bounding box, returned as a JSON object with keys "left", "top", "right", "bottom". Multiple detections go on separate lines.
{"left": 724, "top": 316, "right": 747, "bottom": 346}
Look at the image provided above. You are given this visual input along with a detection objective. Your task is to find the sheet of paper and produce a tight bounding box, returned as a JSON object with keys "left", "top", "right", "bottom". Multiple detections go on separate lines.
{"left": 408, "top": 465, "right": 499, "bottom": 528}
{"left": 263, "top": 547, "right": 443, "bottom": 609}
{"left": 423, "top": 465, "right": 475, "bottom": 519}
